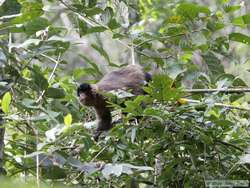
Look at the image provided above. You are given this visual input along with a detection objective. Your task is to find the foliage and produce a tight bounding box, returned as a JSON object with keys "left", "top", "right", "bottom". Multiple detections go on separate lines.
{"left": 0, "top": 0, "right": 250, "bottom": 187}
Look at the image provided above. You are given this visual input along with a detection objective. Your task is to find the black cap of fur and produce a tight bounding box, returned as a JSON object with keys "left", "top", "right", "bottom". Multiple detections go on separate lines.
{"left": 77, "top": 83, "right": 91, "bottom": 96}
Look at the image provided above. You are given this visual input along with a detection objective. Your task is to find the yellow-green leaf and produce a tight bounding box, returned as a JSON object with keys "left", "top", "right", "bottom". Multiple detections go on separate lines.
{"left": 1, "top": 92, "right": 11, "bottom": 114}
{"left": 64, "top": 113, "right": 72, "bottom": 127}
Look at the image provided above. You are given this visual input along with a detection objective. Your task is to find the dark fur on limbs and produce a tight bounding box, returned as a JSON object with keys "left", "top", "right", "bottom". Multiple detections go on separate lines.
{"left": 77, "top": 65, "right": 151, "bottom": 141}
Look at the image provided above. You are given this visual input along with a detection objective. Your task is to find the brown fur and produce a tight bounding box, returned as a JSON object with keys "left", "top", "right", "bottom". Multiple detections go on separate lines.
{"left": 95, "top": 64, "right": 146, "bottom": 94}
{"left": 78, "top": 65, "right": 150, "bottom": 141}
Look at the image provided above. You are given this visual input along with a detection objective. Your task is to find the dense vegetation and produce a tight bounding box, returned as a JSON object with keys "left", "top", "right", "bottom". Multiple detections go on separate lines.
{"left": 0, "top": 0, "right": 250, "bottom": 187}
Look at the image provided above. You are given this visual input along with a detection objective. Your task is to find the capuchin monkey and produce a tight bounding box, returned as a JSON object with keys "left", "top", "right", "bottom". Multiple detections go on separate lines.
{"left": 77, "top": 64, "right": 151, "bottom": 141}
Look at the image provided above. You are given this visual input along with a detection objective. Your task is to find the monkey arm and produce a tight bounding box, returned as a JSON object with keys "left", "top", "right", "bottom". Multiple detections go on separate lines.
{"left": 91, "top": 95, "right": 112, "bottom": 141}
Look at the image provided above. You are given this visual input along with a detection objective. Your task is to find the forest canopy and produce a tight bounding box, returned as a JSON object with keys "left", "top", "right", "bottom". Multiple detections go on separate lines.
{"left": 0, "top": 0, "right": 250, "bottom": 187}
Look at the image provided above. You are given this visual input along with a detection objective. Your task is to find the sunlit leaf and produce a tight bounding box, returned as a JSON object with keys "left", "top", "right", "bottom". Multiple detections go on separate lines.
{"left": 224, "top": 5, "right": 241, "bottom": 13}
{"left": 232, "top": 13, "right": 250, "bottom": 26}
{"left": 12, "top": 1, "right": 43, "bottom": 24}
{"left": 64, "top": 113, "right": 72, "bottom": 127}
{"left": 1, "top": 92, "right": 11, "bottom": 114}
{"left": 229, "top": 33, "right": 250, "bottom": 45}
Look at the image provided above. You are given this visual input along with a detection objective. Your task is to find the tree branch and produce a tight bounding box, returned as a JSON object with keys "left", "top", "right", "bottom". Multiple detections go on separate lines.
{"left": 184, "top": 88, "right": 250, "bottom": 94}
{"left": 185, "top": 99, "right": 250, "bottom": 111}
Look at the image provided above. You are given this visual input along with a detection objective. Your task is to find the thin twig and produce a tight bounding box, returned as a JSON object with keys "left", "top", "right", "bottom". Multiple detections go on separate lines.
{"left": 215, "top": 140, "right": 244, "bottom": 152}
{"left": 184, "top": 88, "right": 250, "bottom": 94}
{"left": 135, "top": 30, "right": 201, "bottom": 48}
{"left": 59, "top": 1, "right": 134, "bottom": 54}
{"left": 0, "top": 13, "right": 21, "bottom": 21}
{"left": 36, "top": 53, "right": 61, "bottom": 103}
{"left": 185, "top": 99, "right": 250, "bottom": 111}
{"left": 131, "top": 42, "right": 135, "bottom": 65}
{"left": 8, "top": 33, "right": 12, "bottom": 53}
{"left": 35, "top": 128, "right": 40, "bottom": 188}
{"left": 91, "top": 145, "right": 109, "bottom": 162}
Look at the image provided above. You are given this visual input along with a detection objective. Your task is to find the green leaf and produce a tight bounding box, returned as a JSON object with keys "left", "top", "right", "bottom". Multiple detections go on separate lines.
{"left": 79, "top": 54, "right": 103, "bottom": 76}
{"left": 88, "top": 0, "right": 96, "bottom": 8}
{"left": 1, "top": 92, "right": 11, "bottom": 114}
{"left": 12, "top": 1, "right": 43, "bottom": 24}
{"left": 229, "top": 33, "right": 250, "bottom": 45}
{"left": 24, "top": 17, "right": 50, "bottom": 36}
{"left": 176, "top": 3, "right": 210, "bottom": 20}
{"left": 224, "top": 5, "right": 241, "bottom": 13}
{"left": 232, "top": 13, "right": 250, "bottom": 26}
{"left": 42, "top": 166, "right": 67, "bottom": 179}
{"left": 108, "top": 19, "right": 121, "bottom": 30}
{"left": 0, "top": 0, "right": 21, "bottom": 16}
{"left": 45, "top": 88, "right": 66, "bottom": 99}
{"left": 145, "top": 74, "right": 182, "bottom": 102}
{"left": 202, "top": 52, "right": 225, "bottom": 78}
{"left": 87, "top": 26, "right": 107, "bottom": 34}
{"left": 64, "top": 113, "right": 72, "bottom": 127}
{"left": 84, "top": 7, "right": 103, "bottom": 17}
{"left": 32, "top": 71, "right": 48, "bottom": 91}
{"left": 207, "top": 21, "right": 225, "bottom": 31}
{"left": 47, "top": 40, "right": 70, "bottom": 54}
{"left": 21, "top": 98, "right": 40, "bottom": 109}
{"left": 78, "top": 19, "right": 88, "bottom": 36}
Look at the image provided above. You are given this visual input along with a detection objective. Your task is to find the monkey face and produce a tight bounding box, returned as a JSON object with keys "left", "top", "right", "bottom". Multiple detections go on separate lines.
{"left": 79, "top": 91, "right": 95, "bottom": 106}
{"left": 77, "top": 83, "right": 95, "bottom": 106}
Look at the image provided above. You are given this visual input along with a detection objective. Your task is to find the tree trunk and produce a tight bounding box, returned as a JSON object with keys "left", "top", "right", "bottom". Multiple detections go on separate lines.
{"left": 0, "top": 110, "right": 6, "bottom": 175}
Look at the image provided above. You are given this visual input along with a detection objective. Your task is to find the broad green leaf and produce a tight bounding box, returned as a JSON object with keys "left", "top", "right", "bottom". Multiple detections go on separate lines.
{"left": 207, "top": 21, "right": 225, "bottom": 31}
{"left": 202, "top": 52, "right": 225, "bottom": 78}
{"left": 229, "top": 33, "right": 250, "bottom": 45}
{"left": 0, "top": 0, "right": 21, "bottom": 16}
{"left": 224, "top": 5, "right": 241, "bottom": 13}
{"left": 144, "top": 74, "right": 182, "bottom": 102}
{"left": 64, "top": 113, "right": 72, "bottom": 127}
{"left": 45, "top": 87, "right": 66, "bottom": 99}
{"left": 176, "top": 3, "right": 210, "bottom": 20}
{"left": 78, "top": 19, "right": 88, "bottom": 36}
{"left": 73, "top": 68, "right": 88, "bottom": 79}
{"left": 1, "top": 92, "right": 11, "bottom": 114}
{"left": 24, "top": 17, "right": 49, "bottom": 36}
{"left": 32, "top": 70, "right": 48, "bottom": 91}
{"left": 232, "top": 13, "right": 250, "bottom": 26}
{"left": 12, "top": 1, "right": 43, "bottom": 24}
{"left": 108, "top": 19, "right": 120, "bottom": 30}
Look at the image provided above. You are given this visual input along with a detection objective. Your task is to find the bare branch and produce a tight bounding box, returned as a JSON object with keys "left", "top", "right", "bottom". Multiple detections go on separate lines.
{"left": 184, "top": 88, "right": 250, "bottom": 94}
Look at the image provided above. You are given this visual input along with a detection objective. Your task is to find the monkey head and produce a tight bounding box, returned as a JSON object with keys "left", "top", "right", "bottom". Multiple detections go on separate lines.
{"left": 77, "top": 83, "right": 97, "bottom": 106}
